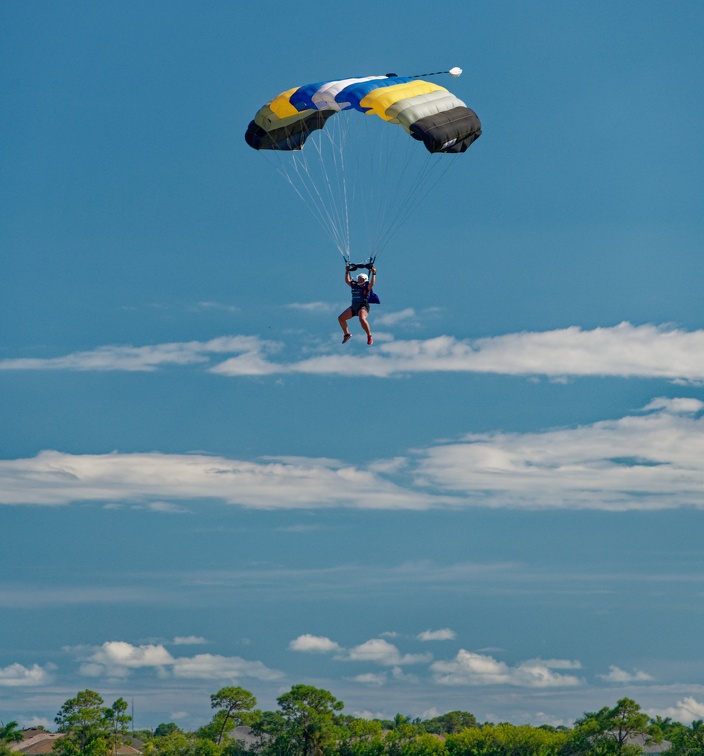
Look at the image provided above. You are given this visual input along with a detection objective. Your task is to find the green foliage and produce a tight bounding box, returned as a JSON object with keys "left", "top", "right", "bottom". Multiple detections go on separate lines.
{"left": 52, "top": 690, "right": 133, "bottom": 756}
{"left": 209, "top": 688, "right": 258, "bottom": 746}
{"left": 144, "top": 731, "right": 223, "bottom": 756}
{"left": 155, "top": 726, "right": 183, "bottom": 739}
{"left": 421, "top": 713, "right": 478, "bottom": 736}
{"left": 336, "top": 719, "right": 385, "bottom": 756}
{"left": 0, "top": 722, "right": 24, "bottom": 744}
{"left": 135, "top": 730, "right": 158, "bottom": 742}
{"left": 384, "top": 730, "right": 446, "bottom": 756}
{"left": 276, "top": 685, "right": 344, "bottom": 756}
{"left": 38, "top": 688, "right": 702, "bottom": 756}
{"left": 571, "top": 698, "right": 657, "bottom": 756}
{"left": 446, "top": 722, "right": 567, "bottom": 756}
{"left": 106, "top": 697, "right": 132, "bottom": 754}
{"left": 668, "top": 719, "right": 704, "bottom": 756}
{"left": 54, "top": 690, "right": 111, "bottom": 756}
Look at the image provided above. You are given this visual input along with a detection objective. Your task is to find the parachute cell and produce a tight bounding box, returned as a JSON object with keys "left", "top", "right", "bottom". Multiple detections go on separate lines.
{"left": 245, "top": 74, "right": 481, "bottom": 153}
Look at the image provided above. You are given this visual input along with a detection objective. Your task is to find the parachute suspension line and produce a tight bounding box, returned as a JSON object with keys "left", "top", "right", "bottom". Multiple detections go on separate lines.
{"left": 272, "top": 154, "right": 348, "bottom": 258}
{"left": 372, "top": 124, "right": 418, "bottom": 259}
{"left": 334, "top": 114, "right": 354, "bottom": 262}
{"left": 375, "top": 153, "right": 457, "bottom": 256}
{"left": 334, "top": 113, "right": 353, "bottom": 263}
{"left": 304, "top": 122, "right": 352, "bottom": 259}
{"left": 310, "top": 120, "right": 347, "bottom": 255}
{"left": 264, "top": 122, "right": 352, "bottom": 259}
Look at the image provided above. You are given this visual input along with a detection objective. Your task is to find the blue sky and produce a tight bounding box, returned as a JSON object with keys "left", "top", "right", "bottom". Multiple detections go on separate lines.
{"left": 2, "top": 0, "right": 704, "bottom": 733}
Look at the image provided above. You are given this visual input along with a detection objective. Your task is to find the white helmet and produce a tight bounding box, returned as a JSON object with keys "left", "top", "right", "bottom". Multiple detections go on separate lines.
{"left": 357, "top": 273, "right": 369, "bottom": 283}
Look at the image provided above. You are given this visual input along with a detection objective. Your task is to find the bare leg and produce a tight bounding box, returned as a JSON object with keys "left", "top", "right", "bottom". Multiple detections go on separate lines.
{"left": 359, "top": 309, "right": 372, "bottom": 338}
{"left": 338, "top": 308, "right": 353, "bottom": 333}
{"left": 339, "top": 308, "right": 354, "bottom": 342}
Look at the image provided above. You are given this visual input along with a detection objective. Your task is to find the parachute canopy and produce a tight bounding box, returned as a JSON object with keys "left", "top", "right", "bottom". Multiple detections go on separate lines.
{"left": 245, "top": 74, "right": 481, "bottom": 154}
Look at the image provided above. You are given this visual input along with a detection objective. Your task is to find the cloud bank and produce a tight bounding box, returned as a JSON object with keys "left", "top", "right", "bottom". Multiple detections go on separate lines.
{"left": 430, "top": 650, "right": 583, "bottom": 688}
{"left": 5, "top": 323, "right": 704, "bottom": 380}
{"left": 78, "top": 641, "right": 283, "bottom": 681}
{"left": 289, "top": 633, "right": 583, "bottom": 689}
{"left": 1, "top": 399, "right": 703, "bottom": 511}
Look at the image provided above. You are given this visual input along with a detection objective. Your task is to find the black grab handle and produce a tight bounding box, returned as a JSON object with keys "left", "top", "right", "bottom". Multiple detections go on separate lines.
{"left": 347, "top": 262, "right": 374, "bottom": 272}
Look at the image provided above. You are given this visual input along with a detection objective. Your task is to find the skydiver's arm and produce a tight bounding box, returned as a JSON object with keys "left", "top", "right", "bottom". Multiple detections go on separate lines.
{"left": 369, "top": 267, "right": 377, "bottom": 287}
{"left": 345, "top": 265, "right": 353, "bottom": 287}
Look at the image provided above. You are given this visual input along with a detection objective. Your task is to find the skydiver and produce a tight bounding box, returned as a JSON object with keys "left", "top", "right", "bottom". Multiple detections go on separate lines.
{"left": 339, "top": 264, "right": 376, "bottom": 345}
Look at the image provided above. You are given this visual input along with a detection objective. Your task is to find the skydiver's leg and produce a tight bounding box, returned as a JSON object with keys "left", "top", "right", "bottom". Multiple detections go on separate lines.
{"left": 359, "top": 308, "right": 372, "bottom": 338}
{"left": 338, "top": 308, "right": 354, "bottom": 342}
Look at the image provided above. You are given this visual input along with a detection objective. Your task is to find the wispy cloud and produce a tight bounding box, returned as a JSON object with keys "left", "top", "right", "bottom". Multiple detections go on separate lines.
{"left": 0, "top": 336, "right": 278, "bottom": 372}
{"left": 417, "top": 629, "right": 456, "bottom": 642}
{"left": 212, "top": 323, "right": 704, "bottom": 380}
{"left": 0, "top": 585, "right": 159, "bottom": 608}
{"left": 0, "top": 450, "right": 438, "bottom": 509}
{"left": 413, "top": 396, "right": 704, "bottom": 509}
{"left": 374, "top": 308, "right": 419, "bottom": 327}
{"left": 431, "top": 650, "right": 582, "bottom": 688}
{"left": 286, "top": 301, "right": 336, "bottom": 313}
{"left": 6, "top": 324, "right": 704, "bottom": 380}
{"left": 172, "top": 636, "right": 208, "bottom": 646}
{"left": 1, "top": 399, "right": 703, "bottom": 511}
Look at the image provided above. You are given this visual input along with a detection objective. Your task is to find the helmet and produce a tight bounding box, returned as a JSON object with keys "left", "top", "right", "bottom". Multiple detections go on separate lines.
{"left": 357, "top": 273, "right": 369, "bottom": 283}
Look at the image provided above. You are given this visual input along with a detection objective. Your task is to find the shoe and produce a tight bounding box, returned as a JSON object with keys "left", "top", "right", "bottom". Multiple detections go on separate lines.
{"left": 342, "top": 333, "right": 351, "bottom": 344}
{"left": 367, "top": 334, "right": 373, "bottom": 345}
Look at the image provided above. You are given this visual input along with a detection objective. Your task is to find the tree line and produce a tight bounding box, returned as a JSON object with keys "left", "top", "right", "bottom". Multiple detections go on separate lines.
{"left": 2, "top": 686, "right": 704, "bottom": 756}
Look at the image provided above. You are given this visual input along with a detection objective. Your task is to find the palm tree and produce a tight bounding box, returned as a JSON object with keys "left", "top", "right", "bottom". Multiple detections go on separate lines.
{"left": 0, "top": 721, "right": 23, "bottom": 745}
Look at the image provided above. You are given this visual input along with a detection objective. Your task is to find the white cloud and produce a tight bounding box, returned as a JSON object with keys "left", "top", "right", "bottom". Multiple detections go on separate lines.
{"left": 172, "top": 654, "right": 283, "bottom": 681}
{"left": 211, "top": 323, "right": 704, "bottom": 380}
{"left": 374, "top": 308, "right": 418, "bottom": 327}
{"left": 0, "top": 336, "right": 278, "bottom": 372}
{"left": 22, "top": 717, "right": 54, "bottom": 729}
{"left": 2, "top": 399, "right": 704, "bottom": 511}
{"left": 194, "top": 301, "right": 239, "bottom": 313}
{"left": 344, "top": 638, "right": 432, "bottom": 666}
{"left": 413, "top": 397, "right": 704, "bottom": 509}
{"left": 599, "top": 665, "right": 653, "bottom": 683}
{"left": 289, "top": 634, "right": 342, "bottom": 654}
{"left": 0, "top": 662, "right": 53, "bottom": 687}
{"left": 350, "top": 672, "right": 387, "bottom": 686}
{"left": 0, "top": 450, "right": 438, "bottom": 509}
{"left": 172, "top": 636, "right": 208, "bottom": 646}
{"left": 417, "top": 629, "right": 456, "bottom": 642}
{"left": 650, "top": 697, "right": 704, "bottom": 724}
{"left": 77, "top": 641, "right": 282, "bottom": 681}
{"left": 137, "top": 501, "right": 191, "bottom": 514}
{"left": 82, "top": 641, "right": 174, "bottom": 676}
{"left": 430, "top": 650, "right": 582, "bottom": 688}
{"left": 288, "top": 634, "right": 430, "bottom": 667}
{"left": 286, "top": 301, "right": 335, "bottom": 313}
{"left": 8, "top": 323, "right": 704, "bottom": 380}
